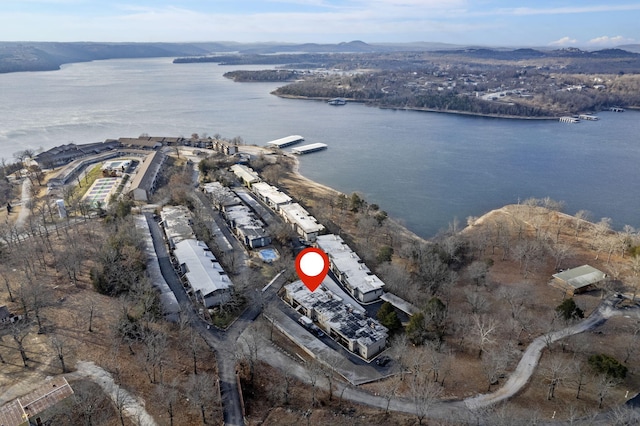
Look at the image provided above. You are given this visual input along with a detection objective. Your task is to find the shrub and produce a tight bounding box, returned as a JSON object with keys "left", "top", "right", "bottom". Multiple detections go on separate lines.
{"left": 588, "top": 353, "right": 627, "bottom": 379}
{"left": 556, "top": 298, "right": 584, "bottom": 321}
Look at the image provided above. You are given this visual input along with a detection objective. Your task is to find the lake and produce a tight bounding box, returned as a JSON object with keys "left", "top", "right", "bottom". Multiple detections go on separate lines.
{"left": 1, "top": 58, "right": 638, "bottom": 237}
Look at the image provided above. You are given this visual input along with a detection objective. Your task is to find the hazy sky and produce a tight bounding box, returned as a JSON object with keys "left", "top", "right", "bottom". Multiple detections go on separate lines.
{"left": 1, "top": 0, "right": 638, "bottom": 48}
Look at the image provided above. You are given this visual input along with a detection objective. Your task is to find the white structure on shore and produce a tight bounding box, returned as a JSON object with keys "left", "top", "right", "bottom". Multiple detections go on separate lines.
{"left": 284, "top": 281, "right": 388, "bottom": 359}
{"left": 266, "top": 135, "right": 304, "bottom": 149}
{"left": 315, "top": 234, "right": 385, "bottom": 303}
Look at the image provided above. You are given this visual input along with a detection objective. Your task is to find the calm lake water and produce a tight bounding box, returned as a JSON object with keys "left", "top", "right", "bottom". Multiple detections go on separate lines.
{"left": 1, "top": 58, "right": 639, "bottom": 237}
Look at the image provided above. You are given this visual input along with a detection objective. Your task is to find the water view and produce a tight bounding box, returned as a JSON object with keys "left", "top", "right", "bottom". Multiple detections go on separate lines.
{"left": 1, "top": 58, "right": 638, "bottom": 237}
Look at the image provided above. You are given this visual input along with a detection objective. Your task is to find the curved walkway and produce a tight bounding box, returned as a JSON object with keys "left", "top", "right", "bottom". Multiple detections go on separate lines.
{"left": 465, "top": 294, "right": 622, "bottom": 409}
{"left": 254, "top": 294, "right": 637, "bottom": 422}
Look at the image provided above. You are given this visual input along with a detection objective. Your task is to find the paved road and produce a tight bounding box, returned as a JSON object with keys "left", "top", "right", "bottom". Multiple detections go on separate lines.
{"left": 145, "top": 195, "right": 640, "bottom": 424}
{"left": 145, "top": 213, "right": 245, "bottom": 425}
{"left": 465, "top": 294, "right": 622, "bottom": 410}
{"left": 145, "top": 211, "right": 289, "bottom": 426}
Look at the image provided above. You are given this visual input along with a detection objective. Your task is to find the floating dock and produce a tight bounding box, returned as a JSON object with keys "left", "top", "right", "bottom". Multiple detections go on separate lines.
{"left": 291, "top": 143, "right": 328, "bottom": 154}
{"left": 578, "top": 114, "right": 599, "bottom": 121}
{"left": 559, "top": 116, "right": 580, "bottom": 123}
{"left": 610, "top": 107, "right": 625, "bottom": 112}
{"left": 266, "top": 135, "right": 304, "bottom": 149}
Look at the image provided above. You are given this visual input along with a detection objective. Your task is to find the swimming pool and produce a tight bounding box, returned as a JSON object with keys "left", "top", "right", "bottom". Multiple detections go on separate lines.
{"left": 258, "top": 248, "right": 279, "bottom": 263}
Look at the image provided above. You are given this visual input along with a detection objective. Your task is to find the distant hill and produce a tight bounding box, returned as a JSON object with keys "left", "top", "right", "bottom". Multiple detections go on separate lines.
{"left": 2, "top": 41, "right": 639, "bottom": 74}
{"left": 618, "top": 44, "right": 640, "bottom": 53}
{"left": 0, "top": 42, "right": 233, "bottom": 73}
{"left": 0, "top": 40, "right": 474, "bottom": 73}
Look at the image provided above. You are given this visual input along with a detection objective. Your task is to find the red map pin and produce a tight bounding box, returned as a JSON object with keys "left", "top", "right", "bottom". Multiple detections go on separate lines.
{"left": 295, "top": 247, "right": 330, "bottom": 292}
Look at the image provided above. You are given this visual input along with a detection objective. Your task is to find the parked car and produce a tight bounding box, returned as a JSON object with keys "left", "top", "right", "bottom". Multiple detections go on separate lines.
{"left": 375, "top": 356, "right": 390, "bottom": 367}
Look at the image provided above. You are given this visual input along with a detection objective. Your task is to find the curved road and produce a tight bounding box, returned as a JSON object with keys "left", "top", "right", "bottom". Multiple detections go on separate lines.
{"left": 250, "top": 293, "right": 638, "bottom": 423}
{"left": 146, "top": 202, "right": 639, "bottom": 424}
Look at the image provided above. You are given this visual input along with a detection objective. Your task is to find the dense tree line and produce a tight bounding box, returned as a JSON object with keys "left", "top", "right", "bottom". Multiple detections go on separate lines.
{"left": 224, "top": 70, "right": 300, "bottom": 82}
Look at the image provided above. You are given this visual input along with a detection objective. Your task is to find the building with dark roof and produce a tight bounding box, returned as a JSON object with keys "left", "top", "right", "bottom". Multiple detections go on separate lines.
{"left": 34, "top": 140, "right": 120, "bottom": 168}
{"left": 128, "top": 151, "right": 166, "bottom": 201}
{"left": 284, "top": 281, "right": 388, "bottom": 359}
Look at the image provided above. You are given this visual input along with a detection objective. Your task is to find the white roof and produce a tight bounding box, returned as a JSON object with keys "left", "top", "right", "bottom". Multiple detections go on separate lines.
{"left": 202, "top": 182, "right": 242, "bottom": 206}
{"left": 291, "top": 143, "right": 328, "bottom": 154}
{"left": 266, "top": 135, "right": 304, "bottom": 148}
{"left": 174, "top": 240, "right": 233, "bottom": 296}
{"left": 161, "top": 206, "right": 194, "bottom": 244}
{"left": 280, "top": 203, "right": 325, "bottom": 234}
{"left": 316, "top": 234, "right": 385, "bottom": 295}
{"left": 252, "top": 182, "right": 292, "bottom": 206}
{"left": 230, "top": 164, "right": 260, "bottom": 184}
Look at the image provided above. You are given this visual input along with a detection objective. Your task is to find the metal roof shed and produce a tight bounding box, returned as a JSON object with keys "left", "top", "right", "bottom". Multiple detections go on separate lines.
{"left": 551, "top": 265, "right": 606, "bottom": 295}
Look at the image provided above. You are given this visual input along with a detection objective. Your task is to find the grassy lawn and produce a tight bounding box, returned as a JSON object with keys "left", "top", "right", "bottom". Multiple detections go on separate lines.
{"left": 69, "top": 164, "right": 104, "bottom": 199}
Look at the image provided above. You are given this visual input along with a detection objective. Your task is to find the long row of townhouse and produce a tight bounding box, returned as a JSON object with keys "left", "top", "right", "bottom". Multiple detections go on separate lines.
{"left": 202, "top": 181, "right": 271, "bottom": 249}
{"left": 230, "top": 164, "right": 385, "bottom": 304}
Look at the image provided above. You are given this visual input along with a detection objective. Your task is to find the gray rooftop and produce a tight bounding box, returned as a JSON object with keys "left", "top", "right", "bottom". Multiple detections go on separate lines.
{"left": 285, "top": 282, "right": 387, "bottom": 347}
{"left": 552, "top": 265, "right": 606, "bottom": 289}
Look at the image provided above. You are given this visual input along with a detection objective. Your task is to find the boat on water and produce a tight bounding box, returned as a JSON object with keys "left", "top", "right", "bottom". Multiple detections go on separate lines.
{"left": 328, "top": 98, "right": 347, "bottom": 106}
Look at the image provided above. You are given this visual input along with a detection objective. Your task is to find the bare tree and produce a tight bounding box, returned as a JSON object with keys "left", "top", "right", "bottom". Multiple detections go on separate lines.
{"left": 381, "top": 375, "right": 401, "bottom": 414}
{"left": 466, "top": 289, "right": 490, "bottom": 314}
{"left": 87, "top": 298, "right": 97, "bottom": 333}
{"left": 186, "top": 372, "right": 220, "bottom": 425}
{"left": 542, "top": 353, "right": 568, "bottom": 400}
{"left": 140, "top": 328, "right": 167, "bottom": 384}
{"left": 481, "top": 348, "right": 508, "bottom": 391}
{"left": 409, "top": 372, "right": 443, "bottom": 425}
{"left": 568, "top": 359, "right": 591, "bottom": 400}
{"left": 237, "top": 324, "right": 261, "bottom": 384}
{"left": 467, "top": 260, "right": 490, "bottom": 287}
{"left": 156, "top": 381, "right": 179, "bottom": 426}
{"left": 573, "top": 210, "right": 591, "bottom": 238}
{"left": 10, "top": 320, "right": 31, "bottom": 367}
{"left": 307, "top": 362, "right": 322, "bottom": 407}
{"left": 50, "top": 334, "right": 73, "bottom": 373}
{"left": 473, "top": 314, "right": 498, "bottom": 358}
{"left": 595, "top": 374, "right": 619, "bottom": 408}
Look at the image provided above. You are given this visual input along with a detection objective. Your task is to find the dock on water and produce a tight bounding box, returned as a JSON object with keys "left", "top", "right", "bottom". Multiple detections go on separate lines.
{"left": 559, "top": 116, "right": 580, "bottom": 123}
{"left": 266, "top": 135, "right": 304, "bottom": 149}
{"left": 291, "top": 143, "right": 328, "bottom": 154}
{"left": 578, "top": 114, "right": 599, "bottom": 121}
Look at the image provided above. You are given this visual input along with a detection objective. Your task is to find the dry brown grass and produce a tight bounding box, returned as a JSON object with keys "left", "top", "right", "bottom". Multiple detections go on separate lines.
{"left": 0, "top": 221, "right": 220, "bottom": 425}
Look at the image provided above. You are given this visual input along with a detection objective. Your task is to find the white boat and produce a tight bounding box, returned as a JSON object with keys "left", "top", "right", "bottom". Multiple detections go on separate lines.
{"left": 328, "top": 98, "right": 347, "bottom": 106}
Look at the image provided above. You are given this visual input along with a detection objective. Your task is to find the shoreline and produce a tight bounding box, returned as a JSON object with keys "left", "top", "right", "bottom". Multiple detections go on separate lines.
{"left": 272, "top": 93, "right": 560, "bottom": 121}
{"left": 280, "top": 152, "right": 429, "bottom": 245}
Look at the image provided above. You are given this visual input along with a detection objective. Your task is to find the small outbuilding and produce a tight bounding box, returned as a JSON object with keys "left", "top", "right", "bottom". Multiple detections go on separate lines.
{"left": 551, "top": 265, "right": 607, "bottom": 295}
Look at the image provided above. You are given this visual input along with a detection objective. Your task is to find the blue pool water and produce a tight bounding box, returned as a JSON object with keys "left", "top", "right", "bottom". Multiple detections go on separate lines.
{"left": 258, "top": 248, "right": 279, "bottom": 263}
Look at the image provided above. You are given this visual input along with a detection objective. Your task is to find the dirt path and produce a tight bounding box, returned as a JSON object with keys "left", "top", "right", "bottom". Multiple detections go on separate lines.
{"left": 70, "top": 361, "right": 158, "bottom": 426}
{"left": 14, "top": 178, "right": 31, "bottom": 229}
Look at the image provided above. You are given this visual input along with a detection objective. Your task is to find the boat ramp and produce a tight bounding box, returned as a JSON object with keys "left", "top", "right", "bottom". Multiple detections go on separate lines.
{"left": 291, "top": 143, "right": 328, "bottom": 155}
